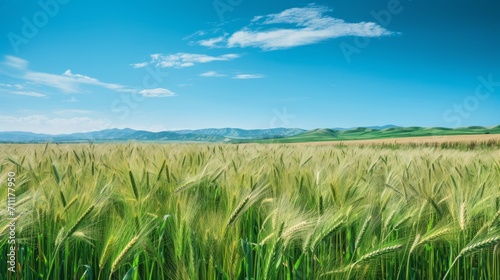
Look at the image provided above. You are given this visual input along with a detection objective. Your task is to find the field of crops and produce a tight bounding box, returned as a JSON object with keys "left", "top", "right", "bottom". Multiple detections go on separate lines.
{"left": 0, "top": 143, "right": 499, "bottom": 279}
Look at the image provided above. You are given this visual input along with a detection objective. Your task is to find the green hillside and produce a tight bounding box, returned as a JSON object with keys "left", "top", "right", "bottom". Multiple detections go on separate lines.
{"left": 253, "top": 126, "right": 500, "bottom": 143}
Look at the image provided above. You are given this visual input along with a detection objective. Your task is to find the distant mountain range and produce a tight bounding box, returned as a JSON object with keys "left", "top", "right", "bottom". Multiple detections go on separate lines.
{"left": 1, "top": 125, "right": 498, "bottom": 143}
{"left": 0, "top": 128, "right": 307, "bottom": 143}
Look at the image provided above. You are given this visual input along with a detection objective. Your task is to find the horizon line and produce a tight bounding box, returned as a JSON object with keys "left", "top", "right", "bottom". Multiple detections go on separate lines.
{"left": 1, "top": 124, "right": 500, "bottom": 136}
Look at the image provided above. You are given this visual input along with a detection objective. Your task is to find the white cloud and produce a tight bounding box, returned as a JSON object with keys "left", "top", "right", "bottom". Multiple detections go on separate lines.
{"left": 4, "top": 56, "right": 28, "bottom": 69}
{"left": 183, "top": 30, "right": 207, "bottom": 41}
{"left": 0, "top": 83, "right": 22, "bottom": 89}
{"left": 233, "top": 74, "right": 265, "bottom": 79}
{"left": 63, "top": 97, "right": 79, "bottom": 102}
{"left": 200, "top": 6, "right": 397, "bottom": 50}
{"left": 146, "top": 124, "right": 169, "bottom": 132}
{"left": 24, "top": 71, "right": 79, "bottom": 92}
{"left": 62, "top": 69, "right": 123, "bottom": 90}
{"left": 10, "top": 91, "right": 46, "bottom": 98}
{"left": 138, "top": 88, "right": 176, "bottom": 97}
{"left": 2, "top": 56, "right": 176, "bottom": 98}
{"left": 0, "top": 115, "right": 46, "bottom": 125}
{"left": 22, "top": 68, "right": 124, "bottom": 93}
{"left": 199, "top": 35, "right": 227, "bottom": 47}
{"left": 54, "top": 110, "right": 93, "bottom": 115}
{"left": 0, "top": 114, "right": 113, "bottom": 134}
{"left": 130, "top": 62, "right": 148, "bottom": 69}
{"left": 44, "top": 117, "right": 110, "bottom": 128}
{"left": 133, "top": 53, "right": 240, "bottom": 68}
{"left": 200, "top": 71, "right": 226, "bottom": 77}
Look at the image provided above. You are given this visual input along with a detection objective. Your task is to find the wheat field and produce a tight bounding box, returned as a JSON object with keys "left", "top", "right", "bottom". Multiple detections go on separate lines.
{"left": 0, "top": 142, "right": 499, "bottom": 279}
{"left": 296, "top": 134, "right": 500, "bottom": 146}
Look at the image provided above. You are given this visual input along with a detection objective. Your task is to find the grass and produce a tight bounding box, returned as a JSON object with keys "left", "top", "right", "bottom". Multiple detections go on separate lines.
{"left": 0, "top": 142, "right": 499, "bottom": 279}
{"left": 253, "top": 125, "right": 500, "bottom": 143}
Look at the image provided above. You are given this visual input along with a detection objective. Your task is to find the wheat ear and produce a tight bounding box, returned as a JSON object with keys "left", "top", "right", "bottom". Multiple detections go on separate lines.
{"left": 56, "top": 205, "right": 94, "bottom": 246}
{"left": 110, "top": 235, "right": 139, "bottom": 273}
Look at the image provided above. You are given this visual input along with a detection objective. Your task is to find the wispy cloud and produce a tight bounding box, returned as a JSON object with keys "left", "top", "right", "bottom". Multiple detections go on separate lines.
{"left": 63, "top": 97, "right": 79, "bottom": 103}
{"left": 23, "top": 69, "right": 132, "bottom": 93}
{"left": 233, "top": 74, "right": 265, "bottom": 79}
{"left": 183, "top": 30, "right": 208, "bottom": 41}
{"left": 0, "top": 82, "right": 45, "bottom": 98}
{"left": 23, "top": 71, "right": 79, "bottom": 92}
{"left": 4, "top": 56, "right": 28, "bottom": 69}
{"left": 2, "top": 56, "right": 176, "bottom": 98}
{"left": 0, "top": 114, "right": 112, "bottom": 134}
{"left": 0, "top": 83, "right": 23, "bottom": 89}
{"left": 199, "top": 35, "right": 227, "bottom": 47}
{"left": 138, "top": 88, "right": 176, "bottom": 97}
{"left": 130, "top": 62, "right": 148, "bottom": 68}
{"left": 200, "top": 71, "right": 226, "bottom": 77}
{"left": 198, "top": 5, "right": 397, "bottom": 50}
{"left": 132, "top": 52, "right": 240, "bottom": 68}
{"left": 54, "top": 109, "right": 93, "bottom": 115}
{"left": 9, "top": 91, "right": 46, "bottom": 98}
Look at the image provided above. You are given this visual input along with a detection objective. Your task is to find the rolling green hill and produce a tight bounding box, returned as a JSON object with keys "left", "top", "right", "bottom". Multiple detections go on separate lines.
{"left": 253, "top": 126, "right": 500, "bottom": 143}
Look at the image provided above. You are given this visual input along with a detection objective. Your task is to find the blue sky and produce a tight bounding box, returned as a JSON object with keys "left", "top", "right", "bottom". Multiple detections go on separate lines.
{"left": 0, "top": 0, "right": 498, "bottom": 134}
